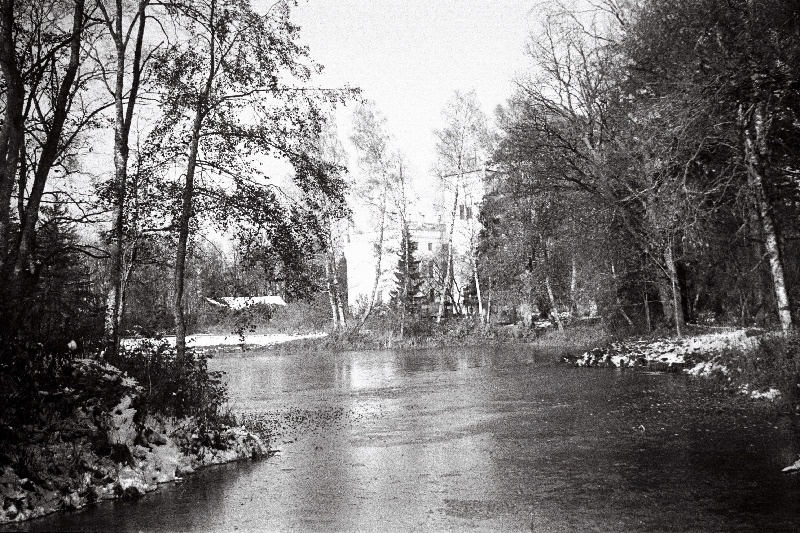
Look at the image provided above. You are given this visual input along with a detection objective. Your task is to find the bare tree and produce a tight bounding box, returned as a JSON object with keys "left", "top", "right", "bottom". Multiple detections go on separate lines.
{"left": 434, "top": 90, "right": 489, "bottom": 323}
{"left": 94, "top": 0, "right": 160, "bottom": 355}
{"left": 349, "top": 101, "right": 400, "bottom": 329}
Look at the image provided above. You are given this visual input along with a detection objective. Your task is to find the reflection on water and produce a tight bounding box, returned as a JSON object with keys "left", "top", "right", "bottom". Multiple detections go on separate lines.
{"left": 12, "top": 345, "right": 800, "bottom": 532}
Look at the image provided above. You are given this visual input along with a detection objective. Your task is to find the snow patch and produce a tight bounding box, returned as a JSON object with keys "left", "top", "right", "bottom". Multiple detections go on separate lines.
{"left": 783, "top": 457, "right": 800, "bottom": 473}
{"left": 738, "top": 384, "right": 782, "bottom": 401}
{"left": 686, "top": 361, "right": 729, "bottom": 377}
{"left": 122, "top": 332, "right": 326, "bottom": 349}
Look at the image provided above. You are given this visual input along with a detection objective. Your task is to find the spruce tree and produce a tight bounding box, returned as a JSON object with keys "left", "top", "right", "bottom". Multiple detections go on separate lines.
{"left": 390, "top": 227, "right": 425, "bottom": 320}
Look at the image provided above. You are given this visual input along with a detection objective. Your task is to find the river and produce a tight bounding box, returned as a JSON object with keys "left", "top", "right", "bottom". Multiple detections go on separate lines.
{"left": 10, "top": 344, "right": 800, "bottom": 532}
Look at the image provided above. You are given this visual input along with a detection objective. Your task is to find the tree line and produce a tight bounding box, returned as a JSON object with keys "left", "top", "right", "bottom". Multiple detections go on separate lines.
{"left": 475, "top": 0, "right": 800, "bottom": 335}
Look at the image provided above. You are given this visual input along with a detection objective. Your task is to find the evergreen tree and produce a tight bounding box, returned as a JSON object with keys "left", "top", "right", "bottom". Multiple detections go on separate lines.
{"left": 23, "top": 199, "right": 104, "bottom": 347}
{"left": 390, "top": 228, "right": 425, "bottom": 320}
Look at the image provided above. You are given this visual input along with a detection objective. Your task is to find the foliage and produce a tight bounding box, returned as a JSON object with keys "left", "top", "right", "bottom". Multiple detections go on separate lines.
{"left": 108, "top": 339, "right": 228, "bottom": 424}
{"left": 9, "top": 201, "right": 105, "bottom": 348}
{"left": 0, "top": 341, "right": 138, "bottom": 450}
{"left": 142, "top": 0, "right": 353, "bottom": 356}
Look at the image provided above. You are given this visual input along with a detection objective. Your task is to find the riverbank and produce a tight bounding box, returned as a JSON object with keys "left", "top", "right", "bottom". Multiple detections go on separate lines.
{"left": 23, "top": 342, "right": 800, "bottom": 532}
{"left": 564, "top": 327, "right": 800, "bottom": 472}
{"left": 0, "top": 354, "right": 267, "bottom": 525}
{"left": 231, "top": 320, "right": 609, "bottom": 356}
{"left": 565, "top": 327, "right": 796, "bottom": 404}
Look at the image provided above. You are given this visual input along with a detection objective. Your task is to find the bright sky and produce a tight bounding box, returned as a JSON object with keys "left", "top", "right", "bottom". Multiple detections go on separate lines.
{"left": 289, "top": 0, "right": 536, "bottom": 179}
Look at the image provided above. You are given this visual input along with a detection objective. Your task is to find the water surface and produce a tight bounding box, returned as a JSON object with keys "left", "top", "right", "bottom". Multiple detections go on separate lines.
{"left": 12, "top": 345, "right": 800, "bottom": 532}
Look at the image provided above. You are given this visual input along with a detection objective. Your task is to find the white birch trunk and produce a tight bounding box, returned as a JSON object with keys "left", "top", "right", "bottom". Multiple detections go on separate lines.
{"left": 741, "top": 102, "right": 793, "bottom": 331}
{"left": 545, "top": 275, "right": 564, "bottom": 332}
{"left": 437, "top": 182, "right": 459, "bottom": 323}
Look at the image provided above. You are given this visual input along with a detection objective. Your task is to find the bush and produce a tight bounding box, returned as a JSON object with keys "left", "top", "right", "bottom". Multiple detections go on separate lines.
{"left": 0, "top": 340, "right": 139, "bottom": 460}
{"left": 197, "top": 304, "right": 274, "bottom": 337}
{"left": 108, "top": 339, "right": 229, "bottom": 425}
{"left": 266, "top": 294, "right": 332, "bottom": 333}
{"left": 195, "top": 293, "right": 331, "bottom": 336}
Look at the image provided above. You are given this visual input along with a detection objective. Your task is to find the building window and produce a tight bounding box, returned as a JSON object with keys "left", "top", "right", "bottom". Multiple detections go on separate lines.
{"left": 442, "top": 243, "right": 448, "bottom": 253}
{"left": 410, "top": 241, "right": 418, "bottom": 251}
{"left": 459, "top": 205, "right": 465, "bottom": 220}
{"left": 427, "top": 242, "right": 432, "bottom": 251}
{"left": 466, "top": 206, "right": 473, "bottom": 219}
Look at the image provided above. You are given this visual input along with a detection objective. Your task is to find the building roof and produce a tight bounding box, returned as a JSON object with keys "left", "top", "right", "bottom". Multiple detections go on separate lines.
{"left": 206, "top": 296, "right": 287, "bottom": 309}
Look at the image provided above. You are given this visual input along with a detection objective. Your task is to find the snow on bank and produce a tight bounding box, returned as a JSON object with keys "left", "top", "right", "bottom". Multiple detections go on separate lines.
{"left": 0, "top": 358, "right": 267, "bottom": 525}
{"left": 122, "top": 331, "right": 327, "bottom": 350}
{"left": 571, "top": 329, "right": 758, "bottom": 370}
{"left": 567, "top": 329, "right": 779, "bottom": 402}
{"left": 782, "top": 457, "right": 800, "bottom": 473}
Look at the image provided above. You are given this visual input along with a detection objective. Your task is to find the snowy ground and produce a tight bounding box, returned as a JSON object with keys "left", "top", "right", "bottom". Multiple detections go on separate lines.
{"left": 122, "top": 332, "right": 327, "bottom": 349}
{"left": 569, "top": 328, "right": 779, "bottom": 401}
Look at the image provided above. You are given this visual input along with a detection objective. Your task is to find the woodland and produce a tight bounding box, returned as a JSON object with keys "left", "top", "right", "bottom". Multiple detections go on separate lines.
{"left": 1, "top": 0, "right": 799, "bottom": 352}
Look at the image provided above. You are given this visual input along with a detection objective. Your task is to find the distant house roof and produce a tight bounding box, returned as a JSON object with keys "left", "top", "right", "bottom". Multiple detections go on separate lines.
{"left": 205, "top": 296, "right": 287, "bottom": 310}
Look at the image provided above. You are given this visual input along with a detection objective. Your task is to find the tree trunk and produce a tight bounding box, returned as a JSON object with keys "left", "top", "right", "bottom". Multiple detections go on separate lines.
{"left": 324, "top": 254, "right": 339, "bottom": 329}
{"left": 173, "top": 105, "right": 204, "bottom": 361}
{"left": 664, "top": 242, "right": 683, "bottom": 338}
{"left": 544, "top": 274, "right": 564, "bottom": 332}
{"left": 740, "top": 102, "right": 793, "bottom": 331}
{"left": 540, "top": 236, "right": 563, "bottom": 332}
{"left": 486, "top": 284, "right": 492, "bottom": 324}
{"left": 0, "top": 0, "right": 26, "bottom": 285}
{"left": 473, "top": 262, "right": 484, "bottom": 323}
{"left": 356, "top": 191, "right": 387, "bottom": 330}
{"left": 569, "top": 255, "right": 578, "bottom": 315}
{"left": 101, "top": 0, "right": 149, "bottom": 357}
{"left": 173, "top": 0, "right": 219, "bottom": 362}
{"left": 611, "top": 262, "right": 634, "bottom": 327}
{"left": 105, "top": 26, "right": 128, "bottom": 357}
{"left": 437, "top": 181, "right": 459, "bottom": 323}
{"left": 326, "top": 223, "right": 347, "bottom": 329}
{"left": 335, "top": 281, "right": 347, "bottom": 327}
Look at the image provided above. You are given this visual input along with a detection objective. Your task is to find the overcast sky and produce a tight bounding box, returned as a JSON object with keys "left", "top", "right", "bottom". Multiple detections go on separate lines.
{"left": 289, "top": 0, "right": 536, "bottom": 180}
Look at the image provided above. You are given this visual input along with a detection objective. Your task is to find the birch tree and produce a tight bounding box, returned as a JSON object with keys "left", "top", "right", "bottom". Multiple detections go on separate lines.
{"left": 434, "top": 90, "right": 489, "bottom": 323}
{"left": 315, "top": 121, "right": 349, "bottom": 330}
{"left": 349, "top": 101, "right": 399, "bottom": 328}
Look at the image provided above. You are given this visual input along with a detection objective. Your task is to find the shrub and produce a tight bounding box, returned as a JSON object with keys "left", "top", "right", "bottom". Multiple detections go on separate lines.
{"left": 108, "top": 339, "right": 229, "bottom": 425}
{"left": 267, "top": 294, "right": 331, "bottom": 333}
{"left": 0, "top": 340, "right": 138, "bottom": 455}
